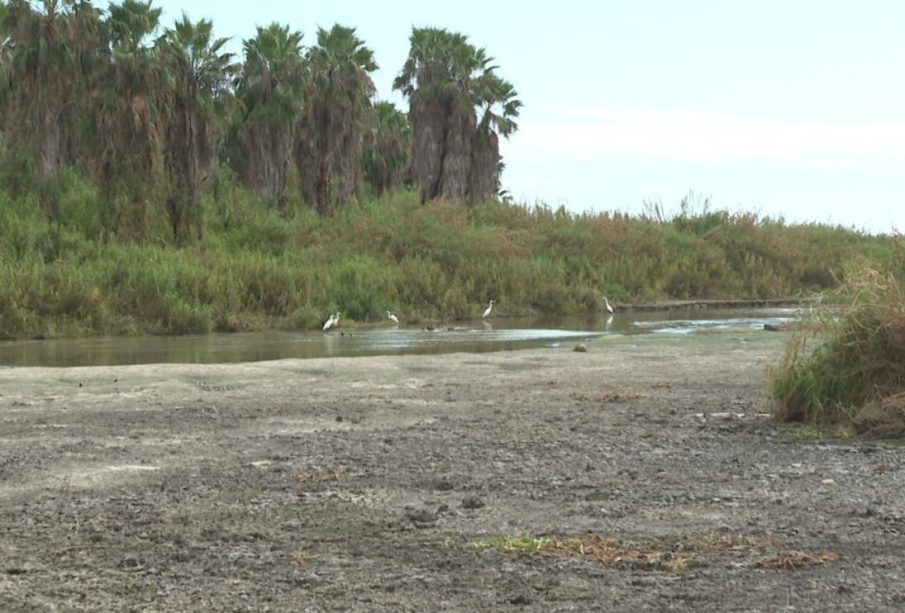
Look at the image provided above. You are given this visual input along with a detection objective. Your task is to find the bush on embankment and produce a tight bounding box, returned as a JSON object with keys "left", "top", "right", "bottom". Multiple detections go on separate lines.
{"left": 0, "top": 171, "right": 896, "bottom": 339}
{"left": 769, "top": 257, "right": 905, "bottom": 436}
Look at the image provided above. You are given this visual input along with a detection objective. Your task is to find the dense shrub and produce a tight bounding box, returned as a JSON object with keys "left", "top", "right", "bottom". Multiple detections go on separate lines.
{"left": 770, "top": 260, "right": 905, "bottom": 433}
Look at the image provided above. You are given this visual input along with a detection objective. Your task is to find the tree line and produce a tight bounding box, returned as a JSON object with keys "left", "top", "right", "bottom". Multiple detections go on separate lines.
{"left": 0, "top": 0, "right": 521, "bottom": 241}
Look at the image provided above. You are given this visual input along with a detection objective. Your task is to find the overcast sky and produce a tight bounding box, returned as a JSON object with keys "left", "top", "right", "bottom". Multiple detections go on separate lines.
{"left": 151, "top": 0, "right": 905, "bottom": 234}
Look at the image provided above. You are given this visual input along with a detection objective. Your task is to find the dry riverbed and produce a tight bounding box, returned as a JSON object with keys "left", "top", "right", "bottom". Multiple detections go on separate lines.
{"left": 2, "top": 331, "right": 905, "bottom": 611}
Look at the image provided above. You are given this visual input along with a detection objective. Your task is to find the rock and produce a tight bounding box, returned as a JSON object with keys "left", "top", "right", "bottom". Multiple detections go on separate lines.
{"left": 405, "top": 509, "right": 438, "bottom": 526}
{"left": 461, "top": 496, "right": 485, "bottom": 510}
{"left": 433, "top": 478, "right": 455, "bottom": 491}
{"left": 763, "top": 322, "right": 791, "bottom": 331}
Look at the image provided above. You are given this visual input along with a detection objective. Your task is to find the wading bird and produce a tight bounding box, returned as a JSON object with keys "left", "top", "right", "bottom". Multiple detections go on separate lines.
{"left": 605, "top": 297, "right": 614, "bottom": 314}
{"left": 482, "top": 300, "right": 495, "bottom": 318}
{"left": 386, "top": 311, "right": 399, "bottom": 324}
{"left": 323, "top": 311, "right": 340, "bottom": 331}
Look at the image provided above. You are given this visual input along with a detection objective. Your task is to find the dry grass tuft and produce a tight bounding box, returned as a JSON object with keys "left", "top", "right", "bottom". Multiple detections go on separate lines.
{"left": 295, "top": 472, "right": 351, "bottom": 484}
{"left": 478, "top": 532, "right": 840, "bottom": 573}
{"left": 475, "top": 532, "right": 810, "bottom": 572}
{"left": 571, "top": 392, "right": 648, "bottom": 404}
{"left": 851, "top": 392, "right": 905, "bottom": 437}
{"left": 755, "top": 551, "right": 840, "bottom": 569}
{"left": 289, "top": 551, "right": 319, "bottom": 564}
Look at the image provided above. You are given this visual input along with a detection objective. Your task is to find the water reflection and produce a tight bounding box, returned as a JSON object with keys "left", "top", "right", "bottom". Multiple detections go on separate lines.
{"left": 0, "top": 307, "right": 795, "bottom": 368}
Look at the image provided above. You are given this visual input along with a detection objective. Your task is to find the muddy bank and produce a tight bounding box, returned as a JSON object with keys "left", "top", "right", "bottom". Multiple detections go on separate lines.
{"left": 1, "top": 331, "right": 904, "bottom": 611}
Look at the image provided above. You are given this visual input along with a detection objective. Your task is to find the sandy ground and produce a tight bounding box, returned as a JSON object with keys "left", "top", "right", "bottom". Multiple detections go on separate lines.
{"left": 2, "top": 330, "right": 905, "bottom": 611}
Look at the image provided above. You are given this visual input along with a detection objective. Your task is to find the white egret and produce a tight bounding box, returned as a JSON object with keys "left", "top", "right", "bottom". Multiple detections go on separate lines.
{"left": 322, "top": 313, "right": 336, "bottom": 331}
{"left": 482, "top": 300, "right": 494, "bottom": 318}
{"left": 386, "top": 310, "right": 399, "bottom": 324}
{"left": 604, "top": 297, "right": 614, "bottom": 314}
{"left": 322, "top": 311, "right": 341, "bottom": 331}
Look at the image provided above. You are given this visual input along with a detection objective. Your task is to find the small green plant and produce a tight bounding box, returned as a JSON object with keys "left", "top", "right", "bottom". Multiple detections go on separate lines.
{"left": 781, "top": 424, "right": 828, "bottom": 441}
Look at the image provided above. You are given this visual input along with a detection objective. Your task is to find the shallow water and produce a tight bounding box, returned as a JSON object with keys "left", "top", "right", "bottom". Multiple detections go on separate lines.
{"left": 0, "top": 307, "right": 796, "bottom": 367}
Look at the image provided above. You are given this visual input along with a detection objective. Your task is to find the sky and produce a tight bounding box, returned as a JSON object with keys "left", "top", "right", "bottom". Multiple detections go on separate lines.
{"left": 150, "top": 0, "right": 905, "bottom": 234}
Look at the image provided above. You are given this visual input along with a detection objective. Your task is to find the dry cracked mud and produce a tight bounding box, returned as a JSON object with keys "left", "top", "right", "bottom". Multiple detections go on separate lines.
{"left": 2, "top": 331, "right": 905, "bottom": 611}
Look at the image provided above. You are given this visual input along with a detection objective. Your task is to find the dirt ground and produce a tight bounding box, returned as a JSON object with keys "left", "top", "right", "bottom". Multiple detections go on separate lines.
{"left": 2, "top": 330, "right": 905, "bottom": 611}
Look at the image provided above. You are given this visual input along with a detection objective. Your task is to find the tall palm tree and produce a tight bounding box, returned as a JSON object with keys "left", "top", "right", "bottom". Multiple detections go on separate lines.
{"left": 234, "top": 23, "right": 305, "bottom": 202}
{"left": 0, "top": 0, "right": 103, "bottom": 215}
{"left": 394, "top": 27, "right": 478, "bottom": 204}
{"left": 393, "top": 27, "right": 520, "bottom": 205}
{"left": 95, "top": 0, "right": 168, "bottom": 240}
{"left": 300, "top": 23, "right": 376, "bottom": 214}
{"left": 159, "top": 13, "right": 236, "bottom": 241}
{"left": 362, "top": 100, "right": 411, "bottom": 196}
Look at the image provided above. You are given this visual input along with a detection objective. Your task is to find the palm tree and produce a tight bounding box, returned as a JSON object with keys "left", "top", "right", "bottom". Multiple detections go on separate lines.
{"left": 0, "top": 0, "right": 103, "bottom": 215}
{"left": 469, "top": 71, "right": 521, "bottom": 203}
{"left": 234, "top": 23, "right": 305, "bottom": 202}
{"left": 362, "top": 100, "right": 411, "bottom": 196}
{"left": 393, "top": 27, "right": 520, "bottom": 205}
{"left": 299, "top": 23, "right": 376, "bottom": 214}
{"left": 158, "top": 13, "right": 236, "bottom": 241}
{"left": 394, "top": 27, "right": 477, "bottom": 204}
{"left": 95, "top": 0, "right": 168, "bottom": 240}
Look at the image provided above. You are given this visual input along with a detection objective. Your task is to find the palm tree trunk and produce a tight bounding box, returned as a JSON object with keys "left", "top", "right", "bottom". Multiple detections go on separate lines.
{"left": 316, "top": 139, "right": 330, "bottom": 214}
{"left": 411, "top": 90, "right": 444, "bottom": 203}
{"left": 439, "top": 101, "right": 475, "bottom": 202}
{"left": 36, "top": 119, "right": 63, "bottom": 218}
{"left": 468, "top": 130, "right": 500, "bottom": 205}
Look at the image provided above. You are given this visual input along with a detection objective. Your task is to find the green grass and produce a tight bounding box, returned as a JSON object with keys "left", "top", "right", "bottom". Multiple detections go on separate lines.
{"left": 776, "top": 423, "right": 854, "bottom": 442}
{"left": 0, "top": 168, "right": 897, "bottom": 339}
{"left": 769, "top": 260, "right": 905, "bottom": 428}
